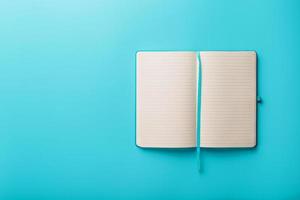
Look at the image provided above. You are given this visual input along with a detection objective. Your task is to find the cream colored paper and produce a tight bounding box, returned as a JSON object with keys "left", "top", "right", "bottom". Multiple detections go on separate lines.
{"left": 136, "top": 51, "right": 256, "bottom": 148}
{"left": 136, "top": 52, "right": 197, "bottom": 147}
{"left": 200, "top": 51, "right": 256, "bottom": 147}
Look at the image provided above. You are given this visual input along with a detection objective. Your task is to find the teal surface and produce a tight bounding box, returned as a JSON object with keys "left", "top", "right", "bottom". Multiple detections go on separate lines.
{"left": 0, "top": 0, "right": 300, "bottom": 199}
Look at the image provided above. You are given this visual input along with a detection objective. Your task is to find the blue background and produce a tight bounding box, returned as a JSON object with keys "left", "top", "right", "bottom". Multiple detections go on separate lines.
{"left": 0, "top": 0, "right": 300, "bottom": 199}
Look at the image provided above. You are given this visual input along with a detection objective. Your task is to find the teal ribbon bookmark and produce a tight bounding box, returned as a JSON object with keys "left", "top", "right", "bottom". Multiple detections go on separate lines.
{"left": 196, "top": 52, "right": 202, "bottom": 172}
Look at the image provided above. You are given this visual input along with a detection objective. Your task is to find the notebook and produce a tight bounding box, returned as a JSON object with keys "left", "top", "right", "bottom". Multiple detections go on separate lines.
{"left": 136, "top": 51, "right": 257, "bottom": 148}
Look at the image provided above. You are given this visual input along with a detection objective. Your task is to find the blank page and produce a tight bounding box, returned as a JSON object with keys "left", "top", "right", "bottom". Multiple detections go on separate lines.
{"left": 136, "top": 52, "right": 197, "bottom": 148}
{"left": 200, "top": 51, "right": 256, "bottom": 147}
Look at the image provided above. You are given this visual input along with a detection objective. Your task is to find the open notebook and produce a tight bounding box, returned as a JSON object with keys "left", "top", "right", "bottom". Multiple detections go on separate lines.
{"left": 136, "top": 51, "right": 257, "bottom": 148}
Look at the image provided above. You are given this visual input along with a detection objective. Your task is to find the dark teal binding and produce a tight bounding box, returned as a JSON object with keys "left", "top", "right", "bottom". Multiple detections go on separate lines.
{"left": 257, "top": 96, "right": 262, "bottom": 103}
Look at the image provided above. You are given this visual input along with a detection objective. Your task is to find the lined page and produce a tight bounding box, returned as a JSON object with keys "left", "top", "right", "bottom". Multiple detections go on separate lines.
{"left": 136, "top": 52, "right": 197, "bottom": 148}
{"left": 200, "top": 51, "right": 256, "bottom": 147}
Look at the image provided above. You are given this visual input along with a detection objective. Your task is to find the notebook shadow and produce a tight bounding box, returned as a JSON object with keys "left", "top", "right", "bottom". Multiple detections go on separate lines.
{"left": 138, "top": 147, "right": 195, "bottom": 157}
